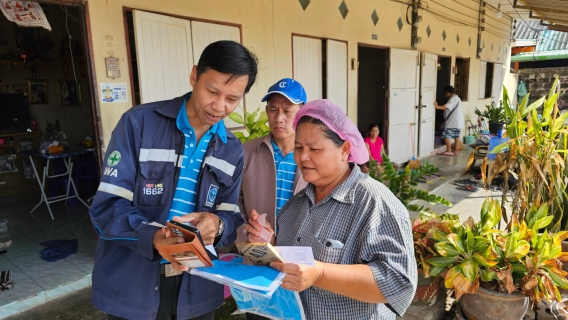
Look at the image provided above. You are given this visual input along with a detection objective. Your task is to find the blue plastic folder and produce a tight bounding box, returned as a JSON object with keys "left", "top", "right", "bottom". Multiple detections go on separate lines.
{"left": 191, "top": 259, "right": 305, "bottom": 319}
{"left": 190, "top": 259, "right": 285, "bottom": 296}
{"left": 231, "top": 286, "right": 306, "bottom": 320}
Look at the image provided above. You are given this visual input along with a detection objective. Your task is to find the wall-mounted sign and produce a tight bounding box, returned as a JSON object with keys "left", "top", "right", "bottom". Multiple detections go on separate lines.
{"left": 105, "top": 57, "right": 120, "bottom": 78}
{"left": 372, "top": 34, "right": 378, "bottom": 40}
{"left": 101, "top": 83, "right": 127, "bottom": 103}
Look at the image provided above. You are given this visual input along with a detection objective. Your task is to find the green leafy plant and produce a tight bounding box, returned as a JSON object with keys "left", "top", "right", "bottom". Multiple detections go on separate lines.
{"left": 486, "top": 79, "right": 568, "bottom": 231}
{"left": 475, "top": 100, "right": 506, "bottom": 123}
{"left": 412, "top": 211, "right": 461, "bottom": 277}
{"left": 370, "top": 155, "right": 452, "bottom": 213}
{"left": 421, "top": 199, "right": 568, "bottom": 307}
{"left": 228, "top": 107, "right": 270, "bottom": 143}
{"left": 411, "top": 79, "right": 568, "bottom": 313}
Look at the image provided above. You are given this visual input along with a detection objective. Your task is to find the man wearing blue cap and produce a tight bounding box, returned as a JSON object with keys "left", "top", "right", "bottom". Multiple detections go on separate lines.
{"left": 237, "top": 78, "right": 308, "bottom": 249}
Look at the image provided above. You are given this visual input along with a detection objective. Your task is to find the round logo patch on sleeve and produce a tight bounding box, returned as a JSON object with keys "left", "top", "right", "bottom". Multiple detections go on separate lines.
{"left": 107, "top": 151, "right": 122, "bottom": 167}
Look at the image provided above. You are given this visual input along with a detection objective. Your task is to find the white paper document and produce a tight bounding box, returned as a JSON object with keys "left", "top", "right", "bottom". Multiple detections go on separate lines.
{"left": 274, "top": 246, "right": 316, "bottom": 266}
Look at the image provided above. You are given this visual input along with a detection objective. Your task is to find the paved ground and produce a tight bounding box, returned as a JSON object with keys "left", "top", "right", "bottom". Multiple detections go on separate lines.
{"left": 3, "top": 287, "right": 245, "bottom": 320}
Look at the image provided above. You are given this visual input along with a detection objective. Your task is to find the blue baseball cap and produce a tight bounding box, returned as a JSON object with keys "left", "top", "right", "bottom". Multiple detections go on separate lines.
{"left": 261, "top": 78, "right": 307, "bottom": 105}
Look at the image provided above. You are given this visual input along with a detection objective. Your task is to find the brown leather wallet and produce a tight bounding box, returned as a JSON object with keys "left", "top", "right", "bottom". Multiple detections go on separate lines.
{"left": 156, "top": 222, "right": 213, "bottom": 268}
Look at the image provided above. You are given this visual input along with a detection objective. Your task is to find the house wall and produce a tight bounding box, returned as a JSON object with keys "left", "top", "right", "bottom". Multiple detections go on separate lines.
{"left": 516, "top": 67, "right": 568, "bottom": 108}
{"left": 86, "top": 0, "right": 513, "bottom": 150}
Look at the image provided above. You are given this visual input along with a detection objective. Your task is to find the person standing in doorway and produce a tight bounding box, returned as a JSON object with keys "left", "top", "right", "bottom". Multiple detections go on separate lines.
{"left": 89, "top": 40, "right": 258, "bottom": 320}
{"left": 434, "top": 85, "right": 464, "bottom": 156}
{"left": 364, "top": 123, "right": 385, "bottom": 164}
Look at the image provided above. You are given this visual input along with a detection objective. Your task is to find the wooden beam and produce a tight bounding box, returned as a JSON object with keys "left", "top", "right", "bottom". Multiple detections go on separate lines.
{"left": 549, "top": 25, "right": 568, "bottom": 32}
{"left": 514, "top": 3, "right": 568, "bottom": 15}
{"left": 530, "top": 11, "right": 568, "bottom": 25}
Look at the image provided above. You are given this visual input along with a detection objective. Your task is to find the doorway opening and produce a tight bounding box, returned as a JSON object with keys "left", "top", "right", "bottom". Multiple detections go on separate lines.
{"left": 357, "top": 45, "right": 388, "bottom": 152}
{"left": 435, "top": 56, "right": 452, "bottom": 148}
{"left": 0, "top": 1, "right": 100, "bottom": 316}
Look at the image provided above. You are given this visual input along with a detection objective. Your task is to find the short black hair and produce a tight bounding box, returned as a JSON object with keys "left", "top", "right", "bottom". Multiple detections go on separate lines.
{"left": 196, "top": 40, "right": 258, "bottom": 93}
{"left": 297, "top": 116, "right": 344, "bottom": 148}
{"left": 368, "top": 123, "right": 381, "bottom": 132}
{"left": 444, "top": 86, "right": 455, "bottom": 94}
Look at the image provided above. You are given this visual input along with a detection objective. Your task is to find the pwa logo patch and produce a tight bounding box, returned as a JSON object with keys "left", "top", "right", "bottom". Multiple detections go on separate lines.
{"left": 103, "top": 167, "right": 118, "bottom": 177}
{"left": 143, "top": 183, "right": 164, "bottom": 195}
{"left": 107, "top": 151, "right": 121, "bottom": 167}
{"left": 205, "top": 184, "right": 219, "bottom": 207}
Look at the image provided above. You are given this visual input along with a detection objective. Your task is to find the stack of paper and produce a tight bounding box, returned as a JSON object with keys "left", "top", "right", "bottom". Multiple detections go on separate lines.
{"left": 190, "top": 259, "right": 285, "bottom": 297}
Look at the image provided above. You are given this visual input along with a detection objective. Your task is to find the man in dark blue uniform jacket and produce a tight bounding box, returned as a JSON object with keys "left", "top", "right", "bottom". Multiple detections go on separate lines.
{"left": 89, "top": 40, "right": 258, "bottom": 320}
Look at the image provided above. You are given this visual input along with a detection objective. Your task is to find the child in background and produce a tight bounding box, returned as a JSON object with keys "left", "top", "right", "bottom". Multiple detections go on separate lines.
{"left": 364, "top": 123, "right": 385, "bottom": 164}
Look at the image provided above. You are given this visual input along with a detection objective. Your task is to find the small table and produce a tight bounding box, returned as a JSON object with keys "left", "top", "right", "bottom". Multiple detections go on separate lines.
{"left": 22, "top": 148, "right": 92, "bottom": 220}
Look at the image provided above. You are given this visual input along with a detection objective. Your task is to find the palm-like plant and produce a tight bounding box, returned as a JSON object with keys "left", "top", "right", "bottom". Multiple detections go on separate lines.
{"left": 485, "top": 78, "right": 568, "bottom": 230}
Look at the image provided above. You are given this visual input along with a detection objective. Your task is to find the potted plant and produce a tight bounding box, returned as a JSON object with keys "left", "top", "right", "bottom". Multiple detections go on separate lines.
{"left": 423, "top": 199, "right": 568, "bottom": 320}
{"left": 424, "top": 78, "right": 568, "bottom": 320}
{"left": 475, "top": 100, "right": 506, "bottom": 134}
{"left": 371, "top": 156, "right": 452, "bottom": 306}
{"left": 412, "top": 211, "right": 460, "bottom": 306}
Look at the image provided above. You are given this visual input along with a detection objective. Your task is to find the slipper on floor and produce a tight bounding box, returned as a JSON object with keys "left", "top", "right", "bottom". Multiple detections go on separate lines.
{"left": 454, "top": 178, "right": 478, "bottom": 186}
{"left": 457, "top": 185, "right": 478, "bottom": 192}
{"left": 436, "top": 152, "right": 454, "bottom": 156}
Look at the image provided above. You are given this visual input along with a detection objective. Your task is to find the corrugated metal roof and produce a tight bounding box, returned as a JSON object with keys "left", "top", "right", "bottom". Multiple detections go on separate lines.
{"left": 512, "top": 20, "right": 568, "bottom": 52}
{"left": 536, "top": 30, "right": 568, "bottom": 51}
{"left": 512, "top": 21, "right": 546, "bottom": 40}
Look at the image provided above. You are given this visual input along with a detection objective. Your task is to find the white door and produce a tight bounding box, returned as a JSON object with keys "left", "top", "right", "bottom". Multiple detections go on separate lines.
{"left": 388, "top": 48, "right": 420, "bottom": 163}
{"left": 492, "top": 63, "right": 504, "bottom": 106}
{"left": 479, "top": 61, "right": 488, "bottom": 99}
{"left": 190, "top": 21, "right": 240, "bottom": 65}
{"left": 326, "top": 40, "right": 348, "bottom": 114}
{"left": 133, "top": 10, "right": 193, "bottom": 104}
{"left": 190, "top": 21, "right": 241, "bottom": 128}
{"left": 293, "top": 36, "right": 323, "bottom": 100}
{"left": 418, "top": 52, "right": 437, "bottom": 157}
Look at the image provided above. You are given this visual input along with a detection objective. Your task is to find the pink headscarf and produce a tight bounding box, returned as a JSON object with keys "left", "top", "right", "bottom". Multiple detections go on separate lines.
{"left": 293, "top": 99, "right": 369, "bottom": 165}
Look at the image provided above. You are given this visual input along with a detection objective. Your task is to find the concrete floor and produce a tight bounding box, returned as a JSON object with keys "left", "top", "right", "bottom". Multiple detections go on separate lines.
{"left": 0, "top": 196, "right": 96, "bottom": 319}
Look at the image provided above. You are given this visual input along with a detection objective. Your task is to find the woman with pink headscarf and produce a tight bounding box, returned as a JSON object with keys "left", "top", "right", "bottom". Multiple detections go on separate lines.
{"left": 246, "top": 100, "right": 416, "bottom": 320}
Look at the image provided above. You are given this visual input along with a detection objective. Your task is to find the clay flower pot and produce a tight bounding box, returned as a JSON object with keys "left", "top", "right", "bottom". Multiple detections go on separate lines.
{"left": 412, "top": 274, "right": 440, "bottom": 306}
{"left": 460, "top": 287, "right": 529, "bottom": 320}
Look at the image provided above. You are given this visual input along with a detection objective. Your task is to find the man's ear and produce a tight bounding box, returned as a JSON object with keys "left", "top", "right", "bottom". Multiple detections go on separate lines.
{"left": 189, "top": 65, "right": 198, "bottom": 87}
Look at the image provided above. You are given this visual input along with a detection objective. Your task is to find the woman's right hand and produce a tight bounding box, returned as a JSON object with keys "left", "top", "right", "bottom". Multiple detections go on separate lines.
{"left": 245, "top": 209, "right": 275, "bottom": 244}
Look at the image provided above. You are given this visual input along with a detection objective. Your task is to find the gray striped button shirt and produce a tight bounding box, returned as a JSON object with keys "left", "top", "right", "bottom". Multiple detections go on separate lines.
{"left": 276, "top": 165, "right": 417, "bottom": 320}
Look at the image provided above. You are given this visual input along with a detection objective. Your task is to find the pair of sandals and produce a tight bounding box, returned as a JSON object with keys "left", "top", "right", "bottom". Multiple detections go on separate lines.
{"left": 454, "top": 178, "right": 479, "bottom": 192}
{"left": 456, "top": 184, "right": 478, "bottom": 192}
